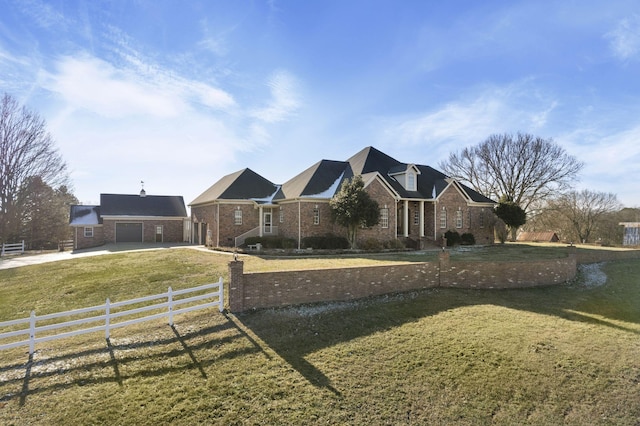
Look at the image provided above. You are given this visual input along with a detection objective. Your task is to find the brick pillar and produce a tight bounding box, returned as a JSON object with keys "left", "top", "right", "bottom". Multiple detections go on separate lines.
{"left": 438, "top": 249, "right": 450, "bottom": 287}
{"left": 228, "top": 260, "right": 245, "bottom": 312}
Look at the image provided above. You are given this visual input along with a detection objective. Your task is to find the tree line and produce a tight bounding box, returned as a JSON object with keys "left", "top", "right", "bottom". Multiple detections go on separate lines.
{"left": 440, "top": 132, "right": 634, "bottom": 244}
{"left": 0, "top": 93, "right": 75, "bottom": 250}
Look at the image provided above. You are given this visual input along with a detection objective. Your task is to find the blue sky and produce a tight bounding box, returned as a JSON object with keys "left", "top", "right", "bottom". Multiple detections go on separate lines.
{"left": 1, "top": 0, "right": 639, "bottom": 207}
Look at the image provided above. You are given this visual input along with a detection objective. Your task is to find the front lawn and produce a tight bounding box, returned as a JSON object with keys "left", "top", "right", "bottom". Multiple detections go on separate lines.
{"left": 0, "top": 247, "right": 638, "bottom": 424}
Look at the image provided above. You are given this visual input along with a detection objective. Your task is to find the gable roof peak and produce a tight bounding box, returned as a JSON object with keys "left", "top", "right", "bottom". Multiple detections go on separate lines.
{"left": 347, "top": 146, "right": 403, "bottom": 175}
{"left": 190, "top": 167, "right": 279, "bottom": 206}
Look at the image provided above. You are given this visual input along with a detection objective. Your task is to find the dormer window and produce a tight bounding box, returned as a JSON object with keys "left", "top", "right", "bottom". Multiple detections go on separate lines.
{"left": 389, "top": 164, "right": 420, "bottom": 191}
{"left": 407, "top": 172, "right": 416, "bottom": 191}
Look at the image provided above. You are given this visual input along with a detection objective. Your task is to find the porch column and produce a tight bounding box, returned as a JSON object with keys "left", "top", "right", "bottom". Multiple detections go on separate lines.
{"left": 419, "top": 201, "right": 425, "bottom": 237}
{"left": 258, "top": 205, "right": 264, "bottom": 237}
{"left": 403, "top": 199, "right": 409, "bottom": 237}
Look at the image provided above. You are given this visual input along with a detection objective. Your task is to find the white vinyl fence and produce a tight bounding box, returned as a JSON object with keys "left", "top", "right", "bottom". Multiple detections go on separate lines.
{"left": 1, "top": 241, "right": 25, "bottom": 256}
{"left": 0, "top": 278, "right": 224, "bottom": 355}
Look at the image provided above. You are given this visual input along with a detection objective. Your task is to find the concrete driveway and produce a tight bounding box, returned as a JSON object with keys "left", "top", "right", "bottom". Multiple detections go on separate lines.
{"left": 0, "top": 243, "right": 207, "bottom": 270}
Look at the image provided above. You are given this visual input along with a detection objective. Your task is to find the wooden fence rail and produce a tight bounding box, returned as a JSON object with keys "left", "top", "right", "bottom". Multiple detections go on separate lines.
{"left": 0, "top": 278, "right": 224, "bottom": 354}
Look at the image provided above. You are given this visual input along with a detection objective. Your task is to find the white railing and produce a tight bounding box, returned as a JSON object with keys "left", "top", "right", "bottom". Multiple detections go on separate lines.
{"left": 234, "top": 226, "right": 279, "bottom": 247}
{"left": 235, "top": 227, "right": 260, "bottom": 247}
{"left": 0, "top": 278, "right": 224, "bottom": 355}
{"left": 1, "top": 241, "right": 24, "bottom": 256}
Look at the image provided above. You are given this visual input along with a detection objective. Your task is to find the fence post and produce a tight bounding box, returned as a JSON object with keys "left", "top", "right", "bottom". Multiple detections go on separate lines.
{"left": 218, "top": 277, "right": 224, "bottom": 312}
{"left": 105, "top": 298, "right": 111, "bottom": 340}
{"left": 29, "top": 311, "right": 36, "bottom": 355}
{"left": 168, "top": 287, "right": 174, "bottom": 326}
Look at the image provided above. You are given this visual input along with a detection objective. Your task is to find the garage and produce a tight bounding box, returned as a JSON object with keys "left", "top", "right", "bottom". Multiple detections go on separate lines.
{"left": 115, "top": 223, "right": 143, "bottom": 242}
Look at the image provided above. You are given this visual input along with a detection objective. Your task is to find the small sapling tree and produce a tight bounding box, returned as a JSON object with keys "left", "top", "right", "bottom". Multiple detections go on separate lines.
{"left": 330, "top": 175, "right": 379, "bottom": 249}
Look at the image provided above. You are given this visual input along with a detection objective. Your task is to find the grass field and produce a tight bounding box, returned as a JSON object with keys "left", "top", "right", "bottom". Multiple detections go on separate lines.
{"left": 0, "top": 246, "right": 638, "bottom": 425}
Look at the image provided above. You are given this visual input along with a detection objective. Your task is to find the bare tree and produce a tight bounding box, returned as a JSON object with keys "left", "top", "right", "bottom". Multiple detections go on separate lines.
{"left": 439, "top": 133, "right": 584, "bottom": 212}
{"left": 547, "top": 190, "right": 622, "bottom": 243}
{"left": 0, "top": 93, "right": 69, "bottom": 243}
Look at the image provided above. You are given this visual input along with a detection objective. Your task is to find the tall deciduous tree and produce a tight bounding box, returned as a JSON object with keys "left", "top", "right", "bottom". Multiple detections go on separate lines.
{"left": 546, "top": 190, "right": 621, "bottom": 243}
{"left": 330, "top": 175, "right": 379, "bottom": 249}
{"left": 439, "top": 132, "right": 584, "bottom": 212}
{"left": 0, "top": 93, "right": 70, "bottom": 243}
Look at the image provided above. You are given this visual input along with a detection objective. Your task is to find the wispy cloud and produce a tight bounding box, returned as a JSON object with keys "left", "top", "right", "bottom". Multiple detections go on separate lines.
{"left": 385, "top": 81, "right": 557, "bottom": 152}
{"left": 250, "top": 69, "right": 301, "bottom": 123}
{"left": 15, "top": 0, "right": 68, "bottom": 30}
{"left": 560, "top": 125, "right": 640, "bottom": 206}
{"left": 44, "top": 54, "right": 184, "bottom": 118}
{"left": 606, "top": 14, "right": 640, "bottom": 61}
{"left": 198, "top": 19, "right": 233, "bottom": 56}
{"left": 43, "top": 52, "right": 235, "bottom": 118}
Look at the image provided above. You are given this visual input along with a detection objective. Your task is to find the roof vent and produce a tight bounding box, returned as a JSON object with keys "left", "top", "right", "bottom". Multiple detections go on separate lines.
{"left": 140, "top": 180, "right": 146, "bottom": 197}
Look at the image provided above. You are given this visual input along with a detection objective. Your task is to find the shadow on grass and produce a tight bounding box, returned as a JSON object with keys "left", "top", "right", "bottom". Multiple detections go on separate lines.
{"left": 2, "top": 320, "right": 254, "bottom": 405}
{"left": 237, "top": 259, "right": 640, "bottom": 392}
{"left": 3, "top": 259, "right": 638, "bottom": 405}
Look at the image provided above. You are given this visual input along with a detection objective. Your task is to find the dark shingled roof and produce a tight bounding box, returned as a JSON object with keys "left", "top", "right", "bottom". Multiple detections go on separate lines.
{"left": 276, "top": 160, "right": 354, "bottom": 200}
{"left": 100, "top": 194, "right": 187, "bottom": 217}
{"left": 190, "top": 146, "right": 496, "bottom": 206}
{"left": 190, "top": 168, "right": 279, "bottom": 205}
{"left": 346, "top": 147, "right": 495, "bottom": 203}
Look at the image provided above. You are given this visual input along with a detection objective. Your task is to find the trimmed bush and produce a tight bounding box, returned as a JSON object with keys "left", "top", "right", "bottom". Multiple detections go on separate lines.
{"left": 301, "top": 234, "right": 350, "bottom": 250}
{"left": 461, "top": 233, "right": 476, "bottom": 245}
{"left": 359, "top": 238, "right": 383, "bottom": 251}
{"left": 444, "top": 230, "right": 461, "bottom": 247}
{"left": 384, "top": 239, "right": 405, "bottom": 250}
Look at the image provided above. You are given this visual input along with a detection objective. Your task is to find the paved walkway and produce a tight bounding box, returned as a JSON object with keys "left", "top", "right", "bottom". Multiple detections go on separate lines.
{"left": 0, "top": 243, "right": 212, "bottom": 270}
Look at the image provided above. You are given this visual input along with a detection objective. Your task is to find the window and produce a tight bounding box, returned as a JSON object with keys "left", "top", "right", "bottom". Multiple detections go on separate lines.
{"left": 440, "top": 207, "right": 447, "bottom": 229}
{"left": 234, "top": 209, "right": 242, "bottom": 225}
{"left": 84, "top": 227, "right": 93, "bottom": 237}
{"left": 380, "top": 208, "right": 389, "bottom": 228}
{"left": 456, "top": 209, "right": 463, "bottom": 228}
{"left": 279, "top": 208, "right": 284, "bottom": 223}
{"left": 413, "top": 209, "right": 420, "bottom": 226}
{"left": 313, "top": 207, "right": 320, "bottom": 225}
{"left": 407, "top": 172, "right": 415, "bottom": 191}
{"left": 479, "top": 210, "right": 485, "bottom": 228}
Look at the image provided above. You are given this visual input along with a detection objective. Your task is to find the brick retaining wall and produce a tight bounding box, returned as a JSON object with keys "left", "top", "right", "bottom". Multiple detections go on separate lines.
{"left": 228, "top": 249, "right": 582, "bottom": 312}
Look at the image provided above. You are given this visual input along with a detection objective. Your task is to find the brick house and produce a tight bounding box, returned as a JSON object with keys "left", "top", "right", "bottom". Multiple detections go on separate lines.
{"left": 190, "top": 146, "right": 496, "bottom": 249}
{"left": 69, "top": 191, "right": 189, "bottom": 250}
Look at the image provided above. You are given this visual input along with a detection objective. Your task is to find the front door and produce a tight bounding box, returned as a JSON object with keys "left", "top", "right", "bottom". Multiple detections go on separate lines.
{"left": 264, "top": 212, "right": 272, "bottom": 234}
{"left": 155, "top": 225, "right": 163, "bottom": 242}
